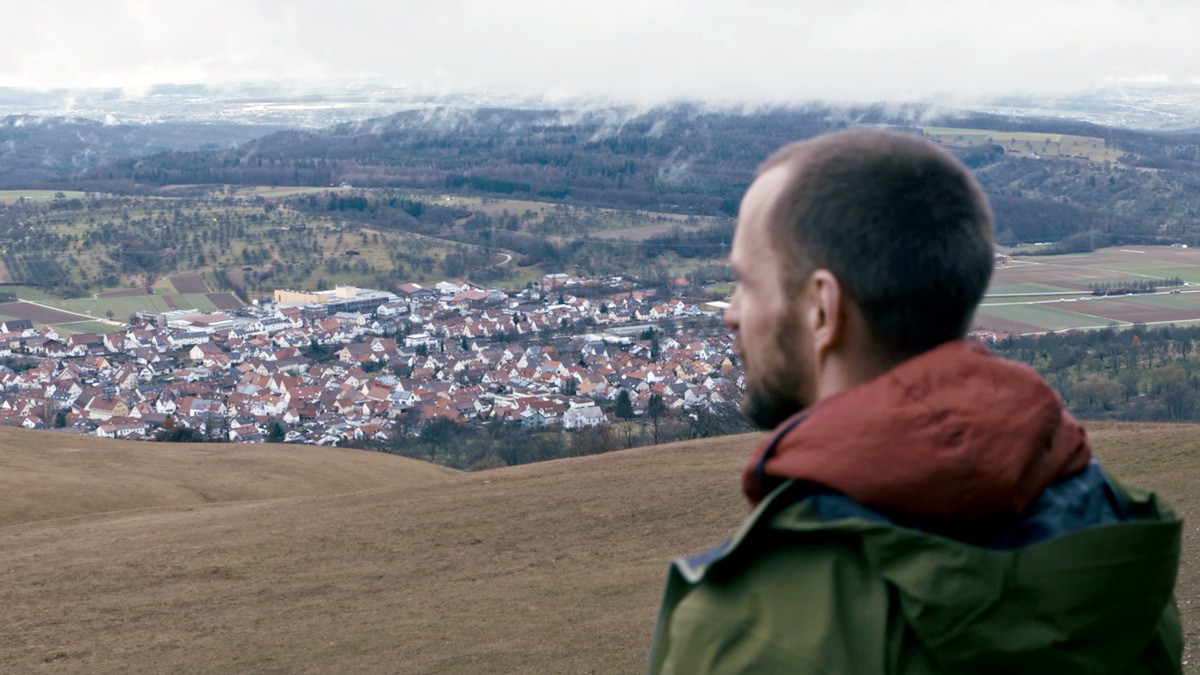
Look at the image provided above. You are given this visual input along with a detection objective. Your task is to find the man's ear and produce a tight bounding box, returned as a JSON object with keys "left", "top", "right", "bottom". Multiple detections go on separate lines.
{"left": 804, "top": 269, "right": 843, "bottom": 358}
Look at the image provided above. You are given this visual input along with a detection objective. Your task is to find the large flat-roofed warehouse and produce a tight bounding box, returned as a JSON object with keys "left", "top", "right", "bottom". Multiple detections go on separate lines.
{"left": 273, "top": 286, "right": 398, "bottom": 315}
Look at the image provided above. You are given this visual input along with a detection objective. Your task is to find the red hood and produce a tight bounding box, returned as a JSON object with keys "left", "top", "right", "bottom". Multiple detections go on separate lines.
{"left": 742, "top": 340, "right": 1091, "bottom": 519}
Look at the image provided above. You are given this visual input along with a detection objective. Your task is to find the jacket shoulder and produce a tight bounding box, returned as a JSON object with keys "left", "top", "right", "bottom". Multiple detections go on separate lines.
{"left": 653, "top": 523, "right": 902, "bottom": 674}
{"left": 650, "top": 480, "right": 1182, "bottom": 674}
{"left": 651, "top": 484, "right": 930, "bottom": 674}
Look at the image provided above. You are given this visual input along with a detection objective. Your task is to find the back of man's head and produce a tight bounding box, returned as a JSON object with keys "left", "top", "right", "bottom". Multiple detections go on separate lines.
{"left": 761, "top": 129, "right": 994, "bottom": 361}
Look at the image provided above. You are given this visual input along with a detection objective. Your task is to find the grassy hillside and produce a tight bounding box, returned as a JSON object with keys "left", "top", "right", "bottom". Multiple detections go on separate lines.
{"left": 0, "top": 427, "right": 458, "bottom": 526}
{"left": 0, "top": 192, "right": 471, "bottom": 299}
{"left": 0, "top": 423, "right": 1197, "bottom": 673}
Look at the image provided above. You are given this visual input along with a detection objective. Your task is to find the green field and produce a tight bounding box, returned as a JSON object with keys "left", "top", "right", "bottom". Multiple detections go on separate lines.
{"left": 705, "top": 281, "right": 736, "bottom": 296}
{"left": 230, "top": 186, "right": 337, "bottom": 198}
{"left": 971, "top": 246, "right": 1200, "bottom": 333}
{"left": 921, "top": 127, "right": 1124, "bottom": 163}
{"left": 924, "top": 127, "right": 1064, "bottom": 143}
{"left": 976, "top": 304, "right": 1101, "bottom": 331}
{"left": 1127, "top": 293, "right": 1200, "bottom": 311}
{"left": 986, "top": 282, "right": 1089, "bottom": 296}
{"left": 981, "top": 295, "right": 1088, "bottom": 306}
{"left": 55, "top": 293, "right": 220, "bottom": 318}
{"left": 0, "top": 190, "right": 88, "bottom": 204}
{"left": 1098, "top": 261, "right": 1200, "bottom": 282}
{"left": 53, "top": 320, "right": 123, "bottom": 335}
{"left": 0, "top": 285, "right": 58, "bottom": 301}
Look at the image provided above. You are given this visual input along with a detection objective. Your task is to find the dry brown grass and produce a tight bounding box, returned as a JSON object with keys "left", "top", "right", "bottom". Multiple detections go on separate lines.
{"left": 0, "top": 427, "right": 457, "bottom": 526}
{"left": 1085, "top": 421, "right": 1200, "bottom": 672}
{"left": 0, "top": 423, "right": 1197, "bottom": 673}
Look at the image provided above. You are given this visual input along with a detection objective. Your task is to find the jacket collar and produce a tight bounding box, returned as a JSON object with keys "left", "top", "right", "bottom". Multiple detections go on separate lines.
{"left": 742, "top": 340, "right": 1092, "bottom": 519}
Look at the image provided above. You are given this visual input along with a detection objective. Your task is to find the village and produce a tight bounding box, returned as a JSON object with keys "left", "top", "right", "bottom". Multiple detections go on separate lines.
{"left": 0, "top": 274, "right": 744, "bottom": 448}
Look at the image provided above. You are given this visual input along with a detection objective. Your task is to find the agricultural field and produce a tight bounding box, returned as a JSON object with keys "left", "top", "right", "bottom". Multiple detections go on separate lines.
{"left": 975, "top": 246, "right": 1200, "bottom": 333}
{"left": 166, "top": 273, "right": 210, "bottom": 294}
{"left": 0, "top": 293, "right": 231, "bottom": 332}
{"left": 449, "top": 196, "right": 552, "bottom": 216}
{"left": 0, "top": 285, "right": 58, "bottom": 301}
{"left": 56, "top": 293, "right": 225, "bottom": 318}
{"left": 221, "top": 186, "right": 333, "bottom": 199}
{"left": 0, "top": 301, "right": 92, "bottom": 325}
{"left": 922, "top": 126, "right": 1126, "bottom": 163}
{"left": 52, "top": 320, "right": 124, "bottom": 336}
{"left": 0, "top": 190, "right": 89, "bottom": 204}
{"left": 587, "top": 218, "right": 705, "bottom": 241}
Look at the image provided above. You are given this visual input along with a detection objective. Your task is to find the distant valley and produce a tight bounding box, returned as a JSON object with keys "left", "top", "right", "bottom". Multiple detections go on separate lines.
{"left": 3, "top": 90, "right": 1200, "bottom": 452}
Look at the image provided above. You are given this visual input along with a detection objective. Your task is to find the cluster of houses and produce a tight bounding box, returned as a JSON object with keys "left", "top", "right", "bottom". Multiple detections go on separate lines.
{"left": 0, "top": 276, "right": 742, "bottom": 446}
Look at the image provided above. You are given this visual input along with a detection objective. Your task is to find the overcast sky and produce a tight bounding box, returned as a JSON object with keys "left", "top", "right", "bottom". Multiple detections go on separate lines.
{"left": 3, "top": 0, "right": 1199, "bottom": 104}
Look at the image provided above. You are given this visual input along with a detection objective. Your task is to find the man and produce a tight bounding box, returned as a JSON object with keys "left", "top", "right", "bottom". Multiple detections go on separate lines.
{"left": 649, "top": 129, "right": 1181, "bottom": 674}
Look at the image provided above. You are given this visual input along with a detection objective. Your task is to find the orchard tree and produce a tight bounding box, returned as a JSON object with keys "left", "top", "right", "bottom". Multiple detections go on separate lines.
{"left": 615, "top": 390, "right": 634, "bottom": 420}
{"left": 647, "top": 393, "right": 667, "bottom": 444}
{"left": 614, "top": 389, "right": 637, "bottom": 448}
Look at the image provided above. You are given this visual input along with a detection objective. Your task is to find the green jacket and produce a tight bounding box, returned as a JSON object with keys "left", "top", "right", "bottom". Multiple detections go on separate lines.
{"left": 649, "top": 479, "right": 1182, "bottom": 674}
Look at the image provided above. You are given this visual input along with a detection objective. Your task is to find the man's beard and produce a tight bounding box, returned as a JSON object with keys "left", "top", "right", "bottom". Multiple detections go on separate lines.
{"left": 739, "top": 311, "right": 812, "bottom": 429}
{"left": 742, "top": 384, "right": 797, "bottom": 428}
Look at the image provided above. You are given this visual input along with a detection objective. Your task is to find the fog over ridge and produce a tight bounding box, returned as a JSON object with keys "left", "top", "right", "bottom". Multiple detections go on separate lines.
{"left": 3, "top": 0, "right": 1199, "bottom": 106}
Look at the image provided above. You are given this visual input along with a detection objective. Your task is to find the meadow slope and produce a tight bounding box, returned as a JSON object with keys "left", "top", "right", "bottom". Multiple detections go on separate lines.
{"left": 0, "top": 427, "right": 458, "bottom": 526}
{"left": 1, "top": 423, "right": 1197, "bottom": 673}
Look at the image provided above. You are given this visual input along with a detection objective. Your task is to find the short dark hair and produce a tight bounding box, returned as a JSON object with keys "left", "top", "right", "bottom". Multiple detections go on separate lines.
{"left": 760, "top": 129, "right": 994, "bottom": 359}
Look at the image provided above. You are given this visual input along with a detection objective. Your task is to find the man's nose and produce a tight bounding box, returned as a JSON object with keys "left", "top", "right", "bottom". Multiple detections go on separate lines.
{"left": 723, "top": 293, "right": 739, "bottom": 330}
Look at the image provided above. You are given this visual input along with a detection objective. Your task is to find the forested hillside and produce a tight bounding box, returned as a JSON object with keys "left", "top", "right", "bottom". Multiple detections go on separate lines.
{"left": 68, "top": 104, "right": 1200, "bottom": 247}
{"left": 0, "top": 115, "right": 285, "bottom": 185}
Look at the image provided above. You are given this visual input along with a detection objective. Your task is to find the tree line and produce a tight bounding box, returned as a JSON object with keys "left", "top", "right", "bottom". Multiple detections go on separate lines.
{"left": 991, "top": 324, "right": 1200, "bottom": 422}
{"left": 1088, "top": 278, "right": 1183, "bottom": 296}
{"left": 344, "top": 398, "right": 755, "bottom": 471}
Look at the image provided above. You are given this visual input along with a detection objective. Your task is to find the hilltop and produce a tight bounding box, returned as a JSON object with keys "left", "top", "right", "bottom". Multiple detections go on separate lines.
{"left": 0, "top": 427, "right": 457, "bottom": 526}
{"left": 1, "top": 422, "right": 1197, "bottom": 673}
